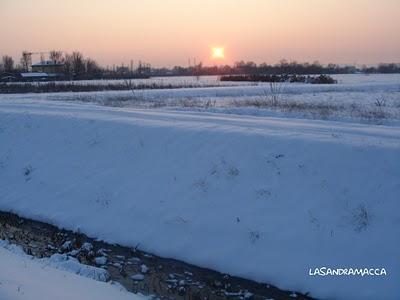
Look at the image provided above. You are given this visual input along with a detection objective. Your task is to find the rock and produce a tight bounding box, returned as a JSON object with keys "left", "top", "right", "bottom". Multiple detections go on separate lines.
{"left": 140, "top": 264, "right": 149, "bottom": 273}
{"left": 94, "top": 256, "right": 107, "bottom": 266}
{"left": 81, "top": 242, "right": 93, "bottom": 252}
{"left": 130, "top": 274, "right": 145, "bottom": 281}
{"left": 178, "top": 286, "right": 186, "bottom": 295}
{"left": 97, "top": 248, "right": 109, "bottom": 256}
{"left": 68, "top": 249, "right": 80, "bottom": 257}
{"left": 213, "top": 280, "right": 222, "bottom": 287}
{"left": 61, "top": 240, "right": 72, "bottom": 251}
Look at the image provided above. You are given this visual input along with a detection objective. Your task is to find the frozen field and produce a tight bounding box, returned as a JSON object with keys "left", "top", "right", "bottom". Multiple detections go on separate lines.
{"left": 1, "top": 74, "right": 399, "bottom": 125}
{"left": 0, "top": 98, "right": 399, "bottom": 300}
{"left": 3, "top": 75, "right": 251, "bottom": 87}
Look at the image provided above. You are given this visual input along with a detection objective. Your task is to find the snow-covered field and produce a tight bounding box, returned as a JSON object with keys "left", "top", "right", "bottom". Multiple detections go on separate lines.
{"left": 3, "top": 75, "right": 251, "bottom": 87}
{"left": 2, "top": 74, "right": 399, "bottom": 125}
{"left": 0, "top": 97, "right": 399, "bottom": 299}
{"left": 0, "top": 240, "right": 146, "bottom": 300}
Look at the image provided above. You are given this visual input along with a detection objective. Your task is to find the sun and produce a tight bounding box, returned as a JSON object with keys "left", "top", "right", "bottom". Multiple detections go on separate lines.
{"left": 211, "top": 47, "right": 225, "bottom": 59}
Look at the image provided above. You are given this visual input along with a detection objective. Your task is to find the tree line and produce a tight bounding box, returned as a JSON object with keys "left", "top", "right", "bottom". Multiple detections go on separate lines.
{"left": 1, "top": 51, "right": 399, "bottom": 81}
{"left": 1, "top": 51, "right": 106, "bottom": 80}
{"left": 157, "top": 60, "right": 400, "bottom": 76}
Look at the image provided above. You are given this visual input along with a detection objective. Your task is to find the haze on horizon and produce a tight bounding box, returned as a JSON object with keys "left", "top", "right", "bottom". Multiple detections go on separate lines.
{"left": 1, "top": 0, "right": 399, "bottom": 67}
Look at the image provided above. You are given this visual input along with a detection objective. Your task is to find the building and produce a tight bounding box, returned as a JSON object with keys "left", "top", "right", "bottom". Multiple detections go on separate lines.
{"left": 31, "top": 60, "right": 64, "bottom": 74}
{"left": 20, "top": 72, "right": 50, "bottom": 81}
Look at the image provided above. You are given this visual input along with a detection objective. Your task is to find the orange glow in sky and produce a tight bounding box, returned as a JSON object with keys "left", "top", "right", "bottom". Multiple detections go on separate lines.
{"left": 0, "top": 0, "right": 399, "bottom": 66}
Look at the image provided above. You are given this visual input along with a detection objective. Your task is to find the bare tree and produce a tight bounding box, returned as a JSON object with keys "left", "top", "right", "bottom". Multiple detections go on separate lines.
{"left": 71, "top": 51, "right": 85, "bottom": 78}
{"left": 20, "top": 51, "right": 32, "bottom": 72}
{"left": 2, "top": 55, "right": 14, "bottom": 72}
{"left": 49, "top": 50, "right": 63, "bottom": 63}
{"left": 63, "top": 53, "right": 74, "bottom": 79}
{"left": 85, "top": 58, "right": 100, "bottom": 77}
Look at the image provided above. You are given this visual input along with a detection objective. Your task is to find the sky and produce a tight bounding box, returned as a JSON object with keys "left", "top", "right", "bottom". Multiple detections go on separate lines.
{"left": 0, "top": 0, "right": 399, "bottom": 67}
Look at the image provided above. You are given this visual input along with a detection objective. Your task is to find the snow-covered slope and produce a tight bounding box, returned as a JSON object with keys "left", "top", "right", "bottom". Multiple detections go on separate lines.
{"left": 0, "top": 240, "right": 146, "bottom": 300}
{"left": 0, "top": 99, "right": 399, "bottom": 300}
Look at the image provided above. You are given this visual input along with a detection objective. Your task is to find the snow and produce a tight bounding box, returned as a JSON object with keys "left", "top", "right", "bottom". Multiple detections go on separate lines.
{"left": 140, "top": 264, "right": 149, "bottom": 274}
{"left": 0, "top": 99, "right": 399, "bottom": 300}
{"left": 81, "top": 242, "right": 93, "bottom": 251}
{"left": 44, "top": 253, "right": 109, "bottom": 281}
{"left": 2, "top": 74, "right": 399, "bottom": 125}
{"left": 0, "top": 240, "right": 146, "bottom": 300}
{"left": 94, "top": 256, "right": 108, "bottom": 266}
{"left": 20, "top": 72, "right": 48, "bottom": 78}
{"left": 4, "top": 75, "right": 247, "bottom": 87}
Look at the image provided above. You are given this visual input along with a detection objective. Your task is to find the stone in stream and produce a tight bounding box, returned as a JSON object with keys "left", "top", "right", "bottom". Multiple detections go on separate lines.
{"left": 140, "top": 264, "right": 149, "bottom": 274}
{"left": 94, "top": 256, "right": 107, "bottom": 266}
{"left": 81, "top": 242, "right": 93, "bottom": 252}
{"left": 130, "top": 274, "right": 145, "bottom": 281}
{"left": 61, "top": 240, "right": 73, "bottom": 251}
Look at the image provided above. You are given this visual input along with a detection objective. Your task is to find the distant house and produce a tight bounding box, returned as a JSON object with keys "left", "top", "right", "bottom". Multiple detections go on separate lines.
{"left": 31, "top": 60, "right": 64, "bottom": 74}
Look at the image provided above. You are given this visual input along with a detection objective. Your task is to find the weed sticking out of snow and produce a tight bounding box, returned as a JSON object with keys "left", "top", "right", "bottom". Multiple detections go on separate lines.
{"left": 249, "top": 231, "right": 261, "bottom": 244}
{"left": 23, "top": 164, "right": 33, "bottom": 181}
{"left": 351, "top": 204, "right": 372, "bottom": 232}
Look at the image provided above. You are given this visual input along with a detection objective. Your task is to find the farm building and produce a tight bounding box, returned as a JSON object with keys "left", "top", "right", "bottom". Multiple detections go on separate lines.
{"left": 31, "top": 60, "right": 64, "bottom": 74}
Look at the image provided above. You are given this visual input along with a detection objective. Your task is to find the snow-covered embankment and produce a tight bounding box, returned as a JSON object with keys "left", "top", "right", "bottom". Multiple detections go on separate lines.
{"left": 0, "top": 100, "right": 399, "bottom": 299}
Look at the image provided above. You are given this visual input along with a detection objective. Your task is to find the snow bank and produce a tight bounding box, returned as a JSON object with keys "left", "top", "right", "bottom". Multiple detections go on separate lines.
{"left": 0, "top": 240, "right": 145, "bottom": 300}
{"left": 0, "top": 100, "right": 399, "bottom": 299}
{"left": 42, "top": 253, "right": 109, "bottom": 281}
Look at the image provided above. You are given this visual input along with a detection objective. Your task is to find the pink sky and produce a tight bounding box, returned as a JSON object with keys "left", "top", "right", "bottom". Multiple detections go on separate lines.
{"left": 1, "top": 0, "right": 399, "bottom": 67}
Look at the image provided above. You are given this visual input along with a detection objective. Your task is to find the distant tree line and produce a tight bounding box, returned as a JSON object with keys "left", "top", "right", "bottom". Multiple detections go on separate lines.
{"left": 150, "top": 60, "right": 400, "bottom": 76}
{"left": 0, "top": 51, "right": 151, "bottom": 80}
{"left": 1, "top": 51, "right": 399, "bottom": 82}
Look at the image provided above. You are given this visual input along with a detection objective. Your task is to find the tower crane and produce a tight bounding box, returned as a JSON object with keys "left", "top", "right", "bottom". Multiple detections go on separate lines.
{"left": 26, "top": 51, "right": 50, "bottom": 64}
{"left": 25, "top": 51, "right": 64, "bottom": 65}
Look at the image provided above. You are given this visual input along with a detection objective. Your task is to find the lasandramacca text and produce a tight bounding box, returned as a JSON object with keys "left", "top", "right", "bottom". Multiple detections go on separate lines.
{"left": 309, "top": 267, "right": 387, "bottom": 277}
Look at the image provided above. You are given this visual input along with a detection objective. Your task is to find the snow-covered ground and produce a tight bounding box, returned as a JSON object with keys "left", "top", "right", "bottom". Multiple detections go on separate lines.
{"left": 1, "top": 74, "right": 399, "bottom": 125}
{"left": 0, "top": 240, "right": 146, "bottom": 300}
{"left": 3, "top": 75, "right": 251, "bottom": 87}
{"left": 0, "top": 99, "right": 399, "bottom": 300}
{"left": 3, "top": 73, "right": 399, "bottom": 86}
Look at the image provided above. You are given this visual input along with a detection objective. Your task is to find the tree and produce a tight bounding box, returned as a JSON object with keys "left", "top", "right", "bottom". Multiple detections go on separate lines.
{"left": 2, "top": 55, "right": 14, "bottom": 72}
{"left": 20, "top": 51, "right": 32, "bottom": 72}
{"left": 71, "top": 51, "right": 85, "bottom": 78}
{"left": 49, "top": 50, "right": 63, "bottom": 63}
{"left": 63, "top": 53, "right": 74, "bottom": 79}
{"left": 85, "top": 58, "right": 100, "bottom": 77}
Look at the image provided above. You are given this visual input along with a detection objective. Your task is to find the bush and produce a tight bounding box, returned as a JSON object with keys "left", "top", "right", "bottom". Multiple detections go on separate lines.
{"left": 220, "top": 74, "right": 337, "bottom": 84}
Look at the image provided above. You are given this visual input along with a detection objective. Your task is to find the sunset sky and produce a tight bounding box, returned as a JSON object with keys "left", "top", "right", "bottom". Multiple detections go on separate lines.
{"left": 1, "top": 0, "right": 399, "bottom": 67}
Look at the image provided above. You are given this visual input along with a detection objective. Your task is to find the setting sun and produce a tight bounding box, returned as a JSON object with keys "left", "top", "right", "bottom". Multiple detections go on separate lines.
{"left": 211, "top": 47, "right": 224, "bottom": 59}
